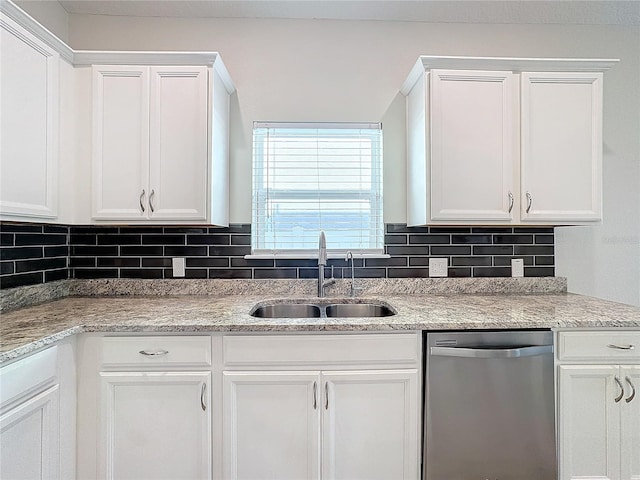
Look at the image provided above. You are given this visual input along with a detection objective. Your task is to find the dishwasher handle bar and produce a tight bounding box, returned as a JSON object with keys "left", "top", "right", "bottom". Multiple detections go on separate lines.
{"left": 430, "top": 344, "right": 553, "bottom": 359}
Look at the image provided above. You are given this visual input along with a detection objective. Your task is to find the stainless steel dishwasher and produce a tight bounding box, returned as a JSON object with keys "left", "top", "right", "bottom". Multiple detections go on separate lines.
{"left": 424, "top": 330, "right": 556, "bottom": 480}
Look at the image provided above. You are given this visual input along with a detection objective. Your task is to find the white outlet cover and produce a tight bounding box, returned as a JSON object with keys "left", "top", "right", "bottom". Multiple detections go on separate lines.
{"left": 511, "top": 258, "right": 524, "bottom": 277}
{"left": 429, "top": 258, "right": 448, "bottom": 277}
{"left": 172, "top": 257, "right": 186, "bottom": 277}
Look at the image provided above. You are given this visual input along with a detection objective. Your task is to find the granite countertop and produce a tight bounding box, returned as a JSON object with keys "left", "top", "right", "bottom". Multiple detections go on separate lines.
{"left": 2, "top": 278, "right": 640, "bottom": 363}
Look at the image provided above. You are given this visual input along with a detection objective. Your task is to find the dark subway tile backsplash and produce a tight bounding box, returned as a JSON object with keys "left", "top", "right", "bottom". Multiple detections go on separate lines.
{"left": 0, "top": 223, "right": 68, "bottom": 289}
{"left": 0, "top": 222, "right": 555, "bottom": 289}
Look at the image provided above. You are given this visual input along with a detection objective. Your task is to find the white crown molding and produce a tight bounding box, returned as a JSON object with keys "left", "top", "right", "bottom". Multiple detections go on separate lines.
{"left": 73, "top": 50, "right": 218, "bottom": 67}
{"left": 0, "top": 0, "right": 74, "bottom": 63}
{"left": 400, "top": 55, "right": 620, "bottom": 96}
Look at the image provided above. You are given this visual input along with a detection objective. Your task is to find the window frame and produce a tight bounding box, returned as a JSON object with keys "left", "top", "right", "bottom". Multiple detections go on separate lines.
{"left": 249, "top": 121, "right": 385, "bottom": 258}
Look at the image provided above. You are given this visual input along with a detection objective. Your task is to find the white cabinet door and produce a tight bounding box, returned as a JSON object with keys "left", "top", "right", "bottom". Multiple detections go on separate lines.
{"left": 0, "top": 14, "right": 58, "bottom": 219}
{"left": 92, "top": 65, "right": 149, "bottom": 220}
{"left": 621, "top": 365, "right": 640, "bottom": 480}
{"left": 91, "top": 65, "right": 208, "bottom": 222}
{"left": 521, "top": 72, "right": 603, "bottom": 222}
{"left": 0, "top": 385, "right": 60, "bottom": 480}
{"left": 148, "top": 66, "right": 208, "bottom": 221}
{"left": 99, "top": 371, "right": 211, "bottom": 480}
{"left": 558, "top": 365, "right": 620, "bottom": 480}
{"left": 429, "top": 69, "right": 516, "bottom": 222}
{"left": 322, "top": 370, "right": 419, "bottom": 480}
{"left": 223, "top": 371, "right": 320, "bottom": 480}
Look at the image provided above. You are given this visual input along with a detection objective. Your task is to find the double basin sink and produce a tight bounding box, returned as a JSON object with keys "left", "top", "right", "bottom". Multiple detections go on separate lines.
{"left": 250, "top": 300, "right": 396, "bottom": 319}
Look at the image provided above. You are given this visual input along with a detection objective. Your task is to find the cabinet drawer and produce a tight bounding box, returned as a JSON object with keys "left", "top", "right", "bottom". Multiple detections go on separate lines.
{"left": 223, "top": 333, "right": 420, "bottom": 368}
{"left": 558, "top": 331, "right": 640, "bottom": 362}
{"left": 102, "top": 336, "right": 211, "bottom": 368}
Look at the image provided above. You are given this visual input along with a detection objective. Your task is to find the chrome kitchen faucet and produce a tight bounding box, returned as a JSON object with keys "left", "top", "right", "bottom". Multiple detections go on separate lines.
{"left": 317, "top": 231, "right": 335, "bottom": 297}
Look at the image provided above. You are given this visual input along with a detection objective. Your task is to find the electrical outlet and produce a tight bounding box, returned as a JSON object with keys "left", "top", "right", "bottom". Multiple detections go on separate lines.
{"left": 172, "top": 257, "right": 186, "bottom": 278}
{"left": 429, "top": 258, "right": 448, "bottom": 277}
{"left": 511, "top": 258, "right": 524, "bottom": 277}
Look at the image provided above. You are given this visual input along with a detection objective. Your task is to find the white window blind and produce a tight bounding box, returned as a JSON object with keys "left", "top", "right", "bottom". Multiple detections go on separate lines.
{"left": 252, "top": 122, "right": 383, "bottom": 256}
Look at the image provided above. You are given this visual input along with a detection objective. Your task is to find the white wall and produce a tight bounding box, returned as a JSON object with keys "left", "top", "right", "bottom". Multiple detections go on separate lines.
{"left": 60, "top": 15, "right": 640, "bottom": 306}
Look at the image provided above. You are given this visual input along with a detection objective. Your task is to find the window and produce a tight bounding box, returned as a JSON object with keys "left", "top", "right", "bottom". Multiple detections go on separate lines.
{"left": 251, "top": 122, "right": 383, "bottom": 256}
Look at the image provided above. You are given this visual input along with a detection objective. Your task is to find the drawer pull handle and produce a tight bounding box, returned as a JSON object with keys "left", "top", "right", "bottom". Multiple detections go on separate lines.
{"left": 138, "top": 349, "right": 169, "bottom": 356}
{"left": 607, "top": 344, "right": 635, "bottom": 350}
{"left": 614, "top": 376, "right": 624, "bottom": 403}
{"left": 201, "top": 383, "right": 207, "bottom": 411}
{"left": 625, "top": 376, "right": 636, "bottom": 403}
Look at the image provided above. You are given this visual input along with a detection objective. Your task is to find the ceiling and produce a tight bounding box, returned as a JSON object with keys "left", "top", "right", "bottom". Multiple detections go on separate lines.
{"left": 57, "top": 0, "right": 640, "bottom": 25}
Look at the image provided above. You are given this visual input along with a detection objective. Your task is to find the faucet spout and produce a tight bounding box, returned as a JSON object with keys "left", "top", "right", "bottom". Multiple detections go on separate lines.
{"left": 318, "top": 231, "right": 334, "bottom": 297}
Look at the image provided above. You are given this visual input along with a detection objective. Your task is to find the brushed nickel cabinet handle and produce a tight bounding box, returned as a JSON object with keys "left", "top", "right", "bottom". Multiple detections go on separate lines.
{"left": 149, "top": 189, "right": 156, "bottom": 213}
{"left": 508, "top": 191, "right": 514, "bottom": 213}
{"left": 200, "top": 383, "right": 207, "bottom": 411}
{"left": 614, "top": 376, "right": 624, "bottom": 403}
{"left": 313, "top": 381, "right": 317, "bottom": 410}
{"left": 325, "top": 382, "right": 329, "bottom": 410}
{"left": 138, "top": 349, "right": 169, "bottom": 356}
{"left": 607, "top": 343, "right": 635, "bottom": 350}
{"left": 139, "top": 190, "right": 146, "bottom": 213}
{"left": 625, "top": 376, "right": 636, "bottom": 403}
{"left": 525, "top": 192, "right": 532, "bottom": 214}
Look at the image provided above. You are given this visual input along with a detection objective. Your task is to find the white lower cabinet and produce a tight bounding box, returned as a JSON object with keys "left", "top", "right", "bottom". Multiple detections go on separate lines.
{"left": 0, "top": 385, "right": 60, "bottom": 480}
{"left": 77, "top": 332, "right": 421, "bottom": 480}
{"left": 0, "top": 342, "right": 75, "bottom": 480}
{"left": 223, "top": 372, "right": 320, "bottom": 480}
{"left": 222, "top": 333, "right": 421, "bottom": 480}
{"left": 76, "top": 335, "right": 213, "bottom": 479}
{"left": 99, "top": 371, "right": 211, "bottom": 480}
{"left": 558, "top": 331, "right": 640, "bottom": 480}
{"left": 322, "top": 371, "right": 418, "bottom": 480}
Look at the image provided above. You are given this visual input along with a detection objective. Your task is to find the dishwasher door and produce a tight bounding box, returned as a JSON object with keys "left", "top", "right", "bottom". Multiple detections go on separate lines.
{"left": 424, "top": 330, "right": 556, "bottom": 480}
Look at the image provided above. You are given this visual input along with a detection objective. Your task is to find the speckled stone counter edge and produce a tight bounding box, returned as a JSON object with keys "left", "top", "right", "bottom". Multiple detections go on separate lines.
{"left": 0, "top": 280, "right": 70, "bottom": 313}
{"left": 0, "top": 277, "right": 567, "bottom": 312}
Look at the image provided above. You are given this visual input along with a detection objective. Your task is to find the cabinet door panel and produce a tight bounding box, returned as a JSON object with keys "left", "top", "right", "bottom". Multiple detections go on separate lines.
{"left": 223, "top": 371, "right": 320, "bottom": 480}
{"left": 521, "top": 72, "right": 602, "bottom": 221}
{"left": 0, "top": 14, "right": 58, "bottom": 218}
{"left": 322, "top": 370, "right": 419, "bottom": 480}
{"left": 0, "top": 385, "right": 59, "bottom": 480}
{"left": 92, "top": 66, "right": 149, "bottom": 220}
{"left": 430, "top": 70, "right": 515, "bottom": 222}
{"left": 621, "top": 365, "right": 640, "bottom": 480}
{"left": 558, "top": 365, "right": 620, "bottom": 480}
{"left": 99, "top": 371, "right": 211, "bottom": 480}
{"left": 149, "top": 66, "right": 208, "bottom": 220}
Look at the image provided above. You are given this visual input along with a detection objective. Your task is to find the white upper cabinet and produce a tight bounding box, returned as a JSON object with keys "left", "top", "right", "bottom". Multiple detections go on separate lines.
{"left": 0, "top": 12, "right": 59, "bottom": 220}
{"left": 1, "top": 1, "right": 235, "bottom": 225}
{"left": 521, "top": 72, "right": 603, "bottom": 222}
{"left": 149, "top": 66, "right": 208, "bottom": 221}
{"left": 92, "top": 66, "right": 149, "bottom": 220}
{"left": 429, "top": 69, "right": 516, "bottom": 222}
{"left": 402, "top": 56, "right": 617, "bottom": 226}
{"left": 91, "top": 59, "right": 231, "bottom": 225}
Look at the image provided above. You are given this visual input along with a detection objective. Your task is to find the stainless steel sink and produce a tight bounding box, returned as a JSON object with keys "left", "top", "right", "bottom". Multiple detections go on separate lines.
{"left": 325, "top": 303, "right": 395, "bottom": 318}
{"left": 250, "top": 300, "right": 395, "bottom": 318}
{"left": 250, "top": 303, "right": 322, "bottom": 318}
